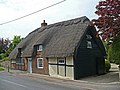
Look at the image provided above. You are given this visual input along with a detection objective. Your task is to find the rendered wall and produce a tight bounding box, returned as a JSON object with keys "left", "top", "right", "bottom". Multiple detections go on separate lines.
{"left": 49, "top": 56, "right": 74, "bottom": 80}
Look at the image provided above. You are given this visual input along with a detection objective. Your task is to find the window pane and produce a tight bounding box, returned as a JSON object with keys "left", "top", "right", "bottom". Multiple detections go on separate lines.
{"left": 87, "top": 41, "right": 92, "bottom": 49}
{"left": 37, "top": 45, "right": 43, "bottom": 51}
{"left": 58, "top": 58, "right": 65, "bottom": 64}
{"left": 37, "top": 58, "right": 43, "bottom": 68}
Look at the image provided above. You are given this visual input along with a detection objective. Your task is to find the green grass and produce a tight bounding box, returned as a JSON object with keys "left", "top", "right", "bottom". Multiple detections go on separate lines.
{"left": 0, "top": 67, "right": 5, "bottom": 71}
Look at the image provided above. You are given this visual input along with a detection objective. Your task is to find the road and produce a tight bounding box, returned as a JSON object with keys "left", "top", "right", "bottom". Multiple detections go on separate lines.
{"left": 0, "top": 71, "right": 87, "bottom": 90}
{"left": 0, "top": 71, "right": 120, "bottom": 90}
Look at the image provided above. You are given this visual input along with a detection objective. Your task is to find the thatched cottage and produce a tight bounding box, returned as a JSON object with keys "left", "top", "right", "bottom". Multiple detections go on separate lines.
{"left": 9, "top": 16, "right": 106, "bottom": 80}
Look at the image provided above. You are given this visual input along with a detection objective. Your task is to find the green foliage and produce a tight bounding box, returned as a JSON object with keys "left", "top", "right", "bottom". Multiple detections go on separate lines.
{"left": 105, "top": 60, "right": 111, "bottom": 72}
{"left": 102, "top": 40, "right": 109, "bottom": 52}
{"left": 0, "top": 63, "right": 2, "bottom": 67}
{"left": 108, "top": 46, "right": 113, "bottom": 62}
{"left": 2, "top": 57, "right": 10, "bottom": 61}
{"left": 0, "top": 35, "right": 23, "bottom": 62}
{"left": 0, "top": 67, "right": 5, "bottom": 71}
{"left": 0, "top": 53, "right": 6, "bottom": 60}
{"left": 11, "top": 35, "right": 23, "bottom": 49}
{"left": 107, "top": 34, "right": 120, "bottom": 64}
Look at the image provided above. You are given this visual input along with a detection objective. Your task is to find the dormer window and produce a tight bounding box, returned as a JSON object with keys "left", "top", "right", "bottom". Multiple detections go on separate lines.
{"left": 37, "top": 44, "right": 43, "bottom": 51}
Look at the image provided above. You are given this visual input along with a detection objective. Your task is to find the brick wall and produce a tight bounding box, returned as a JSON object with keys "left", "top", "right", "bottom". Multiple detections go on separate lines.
{"left": 32, "top": 51, "right": 49, "bottom": 75}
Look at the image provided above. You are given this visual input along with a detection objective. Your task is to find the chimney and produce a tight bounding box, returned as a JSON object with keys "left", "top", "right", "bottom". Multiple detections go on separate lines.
{"left": 41, "top": 20, "right": 47, "bottom": 27}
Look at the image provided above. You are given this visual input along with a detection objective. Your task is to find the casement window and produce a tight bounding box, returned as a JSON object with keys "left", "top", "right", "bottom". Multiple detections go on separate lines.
{"left": 37, "top": 45, "right": 43, "bottom": 51}
{"left": 58, "top": 58, "right": 65, "bottom": 64}
{"left": 16, "top": 58, "right": 24, "bottom": 64}
{"left": 37, "top": 58, "right": 43, "bottom": 68}
{"left": 87, "top": 41, "right": 92, "bottom": 49}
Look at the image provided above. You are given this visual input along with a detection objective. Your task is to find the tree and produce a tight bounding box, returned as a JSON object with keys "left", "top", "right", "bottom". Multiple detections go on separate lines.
{"left": 92, "top": 0, "right": 120, "bottom": 41}
{"left": 0, "top": 38, "right": 11, "bottom": 62}
{"left": 0, "top": 35, "right": 23, "bottom": 61}
{"left": 92, "top": 0, "right": 120, "bottom": 64}
{"left": 0, "top": 38, "right": 11, "bottom": 54}
{"left": 12, "top": 36, "right": 23, "bottom": 48}
{"left": 6, "top": 35, "right": 23, "bottom": 56}
{"left": 108, "top": 34, "right": 120, "bottom": 64}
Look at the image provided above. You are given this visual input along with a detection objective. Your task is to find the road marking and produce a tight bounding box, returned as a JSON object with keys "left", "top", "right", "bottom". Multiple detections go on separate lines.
{"left": 0, "top": 78, "right": 28, "bottom": 88}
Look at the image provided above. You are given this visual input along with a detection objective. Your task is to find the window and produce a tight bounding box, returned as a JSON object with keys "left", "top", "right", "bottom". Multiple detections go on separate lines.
{"left": 37, "top": 45, "right": 43, "bottom": 51}
{"left": 87, "top": 41, "right": 92, "bottom": 49}
{"left": 37, "top": 58, "right": 43, "bottom": 68}
{"left": 16, "top": 58, "right": 24, "bottom": 64}
{"left": 86, "top": 35, "right": 92, "bottom": 40}
{"left": 58, "top": 58, "right": 65, "bottom": 64}
{"left": 21, "top": 58, "right": 24, "bottom": 63}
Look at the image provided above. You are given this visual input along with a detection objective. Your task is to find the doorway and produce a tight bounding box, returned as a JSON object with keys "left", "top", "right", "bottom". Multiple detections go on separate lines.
{"left": 28, "top": 58, "right": 32, "bottom": 73}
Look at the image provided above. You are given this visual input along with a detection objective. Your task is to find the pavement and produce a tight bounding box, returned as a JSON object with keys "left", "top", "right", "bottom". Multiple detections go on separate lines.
{"left": 5, "top": 63, "right": 120, "bottom": 85}
{"left": 80, "top": 63, "right": 120, "bottom": 83}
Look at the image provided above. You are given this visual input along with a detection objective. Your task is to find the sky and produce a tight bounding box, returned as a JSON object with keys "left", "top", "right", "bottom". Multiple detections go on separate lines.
{"left": 0, "top": 0, "right": 99, "bottom": 40}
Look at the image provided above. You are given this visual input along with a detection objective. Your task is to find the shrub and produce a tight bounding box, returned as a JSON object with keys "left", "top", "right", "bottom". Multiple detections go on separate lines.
{"left": 0, "top": 67, "right": 5, "bottom": 71}
{"left": 105, "top": 60, "right": 111, "bottom": 72}
{"left": 107, "top": 34, "right": 120, "bottom": 64}
{"left": 2, "top": 57, "right": 10, "bottom": 61}
{"left": 0, "top": 63, "right": 2, "bottom": 67}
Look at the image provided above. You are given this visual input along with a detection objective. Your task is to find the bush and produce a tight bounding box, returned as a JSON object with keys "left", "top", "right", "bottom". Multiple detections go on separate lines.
{"left": 0, "top": 63, "right": 2, "bottom": 67}
{"left": 105, "top": 60, "right": 111, "bottom": 72}
{"left": 0, "top": 67, "right": 5, "bottom": 71}
{"left": 2, "top": 57, "right": 10, "bottom": 61}
{"left": 107, "top": 34, "right": 120, "bottom": 64}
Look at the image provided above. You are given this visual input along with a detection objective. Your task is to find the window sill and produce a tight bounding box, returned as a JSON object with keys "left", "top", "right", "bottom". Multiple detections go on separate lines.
{"left": 37, "top": 67, "right": 43, "bottom": 69}
{"left": 37, "top": 50, "right": 42, "bottom": 52}
{"left": 16, "top": 63, "right": 24, "bottom": 65}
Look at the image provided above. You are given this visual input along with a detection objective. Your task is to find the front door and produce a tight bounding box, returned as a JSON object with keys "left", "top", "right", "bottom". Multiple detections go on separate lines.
{"left": 28, "top": 58, "right": 32, "bottom": 73}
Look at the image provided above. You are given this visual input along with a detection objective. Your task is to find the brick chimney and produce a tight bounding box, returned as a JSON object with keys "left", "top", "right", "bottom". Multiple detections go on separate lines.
{"left": 41, "top": 20, "right": 47, "bottom": 27}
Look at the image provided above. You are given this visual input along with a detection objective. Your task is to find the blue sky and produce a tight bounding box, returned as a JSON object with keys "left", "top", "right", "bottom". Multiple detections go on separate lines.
{"left": 0, "top": 0, "right": 99, "bottom": 39}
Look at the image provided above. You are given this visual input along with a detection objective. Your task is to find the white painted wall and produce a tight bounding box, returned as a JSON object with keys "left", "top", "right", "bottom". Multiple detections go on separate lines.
{"left": 66, "top": 56, "right": 74, "bottom": 80}
{"left": 48, "top": 56, "right": 74, "bottom": 80}
{"left": 49, "top": 57, "right": 57, "bottom": 64}
{"left": 49, "top": 57, "right": 57, "bottom": 76}
{"left": 59, "top": 66, "right": 65, "bottom": 76}
{"left": 66, "top": 57, "right": 74, "bottom": 65}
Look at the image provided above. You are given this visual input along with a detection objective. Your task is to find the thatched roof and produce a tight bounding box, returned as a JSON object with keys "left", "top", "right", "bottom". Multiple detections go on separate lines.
{"left": 9, "top": 16, "right": 91, "bottom": 59}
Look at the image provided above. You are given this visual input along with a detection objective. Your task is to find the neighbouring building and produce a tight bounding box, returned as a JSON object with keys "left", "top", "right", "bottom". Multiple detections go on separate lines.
{"left": 9, "top": 16, "right": 106, "bottom": 80}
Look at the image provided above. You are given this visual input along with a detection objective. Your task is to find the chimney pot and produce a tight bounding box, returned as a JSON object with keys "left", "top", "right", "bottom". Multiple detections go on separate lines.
{"left": 41, "top": 20, "right": 47, "bottom": 27}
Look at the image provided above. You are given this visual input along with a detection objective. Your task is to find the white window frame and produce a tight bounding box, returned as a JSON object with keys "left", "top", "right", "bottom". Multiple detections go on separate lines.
{"left": 37, "top": 45, "right": 43, "bottom": 51}
{"left": 87, "top": 41, "right": 92, "bottom": 49}
{"left": 37, "top": 58, "right": 43, "bottom": 68}
{"left": 58, "top": 58, "right": 65, "bottom": 64}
